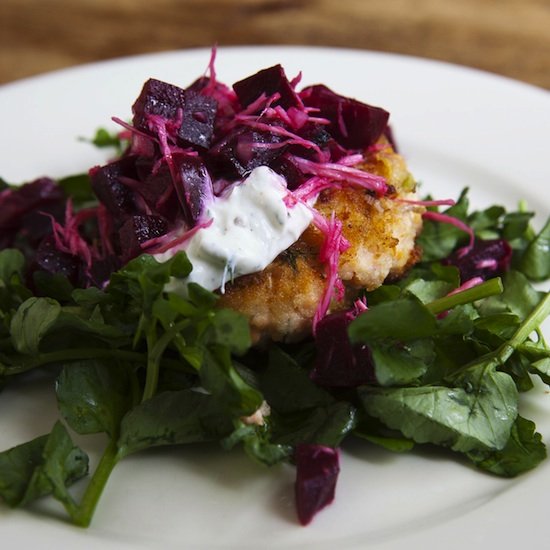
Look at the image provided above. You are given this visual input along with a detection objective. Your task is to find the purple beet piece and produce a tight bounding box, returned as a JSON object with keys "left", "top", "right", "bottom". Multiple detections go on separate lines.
{"left": 310, "top": 310, "right": 376, "bottom": 388}
{"left": 177, "top": 90, "right": 217, "bottom": 149}
{"left": 233, "top": 64, "right": 302, "bottom": 110}
{"left": 208, "top": 125, "right": 286, "bottom": 178}
{"left": 89, "top": 157, "right": 138, "bottom": 216}
{"left": 443, "top": 238, "right": 513, "bottom": 282}
{"left": 295, "top": 444, "right": 340, "bottom": 526}
{"left": 271, "top": 154, "right": 308, "bottom": 190}
{"left": 34, "top": 235, "right": 82, "bottom": 284}
{"left": 132, "top": 78, "right": 186, "bottom": 132}
{"left": 0, "top": 178, "right": 65, "bottom": 247}
{"left": 301, "top": 84, "right": 389, "bottom": 150}
{"left": 136, "top": 163, "right": 180, "bottom": 221}
{"left": 119, "top": 215, "right": 168, "bottom": 261}
{"left": 173, "top": 154, "right": 214, "bottom": 225}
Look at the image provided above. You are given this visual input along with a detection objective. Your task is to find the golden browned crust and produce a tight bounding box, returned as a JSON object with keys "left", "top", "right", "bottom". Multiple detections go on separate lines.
{"left": 218, "top": 141, "right": 424, "bottom": 343}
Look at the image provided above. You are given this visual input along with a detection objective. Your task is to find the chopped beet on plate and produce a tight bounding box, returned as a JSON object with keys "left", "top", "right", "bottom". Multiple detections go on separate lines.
{"left": 310, "top": 309, "right": 376, "bottom": 387}
{"left": 132, "top": 78, "right": 187, "bottom": 132}
{"left": 295, "top": 444, "right": 340, "bottom": 525}
{"left": 232, "top": 64, "right": 302, "bottom": 110}
{"left": 301, "top": 84, "right": 389, "bottom": 149}
{"left": 89, "top": 157, "right": 139, "bottom": 217}
{"left": 443, "top": 238, "right": 512, "bottom": 282}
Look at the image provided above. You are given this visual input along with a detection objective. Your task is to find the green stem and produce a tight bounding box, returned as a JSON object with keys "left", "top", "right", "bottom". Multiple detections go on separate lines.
{"left": 496, "top": 292, "right": 550, "bottom": 364}
{"left": 72, "top": 439, "right": 120, "bottom": 528}
{"left": 426, "top": 277, "right": 504, "bottom": 315}
{"left": 4, "top": 347, "right": 189, "bottom": 376}
{"left": 141, "top": 320, "right": 189, "bottom": 402}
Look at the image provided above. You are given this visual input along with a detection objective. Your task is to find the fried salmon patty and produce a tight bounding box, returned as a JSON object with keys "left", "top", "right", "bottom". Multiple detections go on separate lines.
{"left": 218, "top": 141, "right": 424, "bottom": 343}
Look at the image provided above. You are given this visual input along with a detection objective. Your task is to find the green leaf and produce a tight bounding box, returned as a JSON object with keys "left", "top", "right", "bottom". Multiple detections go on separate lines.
{"left": 208, "top": 308, "right": 251, "bottom": 355}
{"left": 56, "top": 360, "right": 133, "bottom": 437}
{"left": 349, "top": 297, "right": 437, "bottom": 343}
{"left": 519, "top": 217, "right": 550, "bottom": 281}
{"left": 529, "top": 357, "right": 550, "bottom": 385}
{"left": 416, "top": 188, "right": 470, "bottom": 261}
{"left": 57, "top": 173, "right": 96, "bottom": 205}
{"left": 270, "top": 401, "right": 357, "bottom": 448}
{"left": 117, "top": 389, "right": 234, "bottom": 457}
{"left": 221, "top": 423, "right": 291, "bottom": 466}
{"left": 32, "top": 271, "right": 74, "bottom": 302}
{"left": 0, "top": 422, "right": 88, "bottom": 508}
{"left": 199, "top": 346, "right": 263, "bottom": 416}
{"left": 466, "top": 416, "right": 546, "bottom": 477}
{"left": 259, "top": 346, "right": 333, "bottom": 414}
{"left": 0, "top": 249, "right": 25, "bottom": 283}
{"left": 478, "top": 270, "right": 543, "bottom": 320}
{"left": 370, "top": 341, "right": 431, "bottom": 386}
{"left": 10, "top": 297, "right": 61, "bottom": 354}
{"left": 360, "top": 363, "right": 518, "bottom": 453}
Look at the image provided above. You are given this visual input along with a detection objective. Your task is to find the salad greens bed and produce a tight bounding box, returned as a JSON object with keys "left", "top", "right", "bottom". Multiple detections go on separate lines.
{"left": 0, "top": 160, "right": 549, "bottom": 526}
{"left": 0, "top": 56, "right": 549, "bottom": 525}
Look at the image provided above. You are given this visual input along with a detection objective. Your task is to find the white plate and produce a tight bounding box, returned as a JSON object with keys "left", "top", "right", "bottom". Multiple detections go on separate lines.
{"left": 1, "top": 46, "right": 549, "bottom": 550}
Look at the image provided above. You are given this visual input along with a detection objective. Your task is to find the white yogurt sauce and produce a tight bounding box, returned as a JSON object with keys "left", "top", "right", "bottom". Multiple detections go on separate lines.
{"left": 156, "top": 166, "right": 313, "bottom": 292}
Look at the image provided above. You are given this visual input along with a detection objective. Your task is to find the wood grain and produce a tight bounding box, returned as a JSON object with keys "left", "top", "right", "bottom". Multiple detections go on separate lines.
{"left": 1, "top": 0, "right": 550, "bottom": 89}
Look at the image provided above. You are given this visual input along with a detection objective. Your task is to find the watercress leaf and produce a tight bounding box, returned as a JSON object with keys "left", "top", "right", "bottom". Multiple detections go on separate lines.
{"left": 353, "top": 427, "right": 415, "bottom": 452}
{"left": 32, "top": 271, "right": 74, "bottom": 302}
{"left": 186, "top": 282, "right": 219, "bottom": 308}
{"left": 529, "top": 358, "right": 550, "bottom": 385}
{"left": 403, "top": 278, "right": 453, "bottom": 304}
{"left": 478, "top": 270, "right": 544, "bottom": 320}
{"left": 519, "top": 217, "right": 550, "bottom": 281}
{"left": 270, "top": 401, "right": 356, "bottom": 448}
{"left": 0, "top": 421, "right": 88, "bottom": 508}
{"left": 349, "top": 297, "right": 437, "bottom": 344}
{"left": 259, "top": 347, "right": 333, "bottom": 414}
{"left": 466, "top": 416, "right": 546, "bottom": 477}
{"left": 56, "top": 360, "right": 133, "bottom": 437}
{"left": 21, "top": 421, "right": 89, "bottom": 512}
{"left": 57, "top": 173, "right": 96, "bottom": 205}
{"left": 360, "top": 363, "right": 518, "bottom": 453}
{"left": 199, "top": 346, "right": 262, "bottom": 416}
{"left": 221, "top": 423, "right": 291, "bottom": 466}
{"left": 416, "top": 188, "right": 470, "bottom": 261}
{"left": 370, "top": 342, "right": 431, "bottom": 387}
{"left": 117, "top": 389, "right": 234, "bottom": 457}
{"left": 0, "top": 434, "right": 50, "bottom": 506}
{"left": 503, "top": 210, "right": 535, "bottom": 242}
{"left": 0, "top": 249, "right": 25, "bottom": 283}
{"left": 10, "top": 297, "right": 61, "bottom": 354}
{"left": 208, "top": 308, "right": 251, "bottom": 355}
{"left": 108, "top": 252, "right": 192, "bottom": 313}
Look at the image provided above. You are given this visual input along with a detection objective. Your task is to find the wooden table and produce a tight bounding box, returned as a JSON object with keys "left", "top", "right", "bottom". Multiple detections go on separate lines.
{"left": 2, "top": 0, "right": 550, "bottom": 89}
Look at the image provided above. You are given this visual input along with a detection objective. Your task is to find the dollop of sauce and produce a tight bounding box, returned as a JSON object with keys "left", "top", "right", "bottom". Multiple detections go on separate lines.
{"left": 156, "top": 166, "right": 312, "bottom": 292}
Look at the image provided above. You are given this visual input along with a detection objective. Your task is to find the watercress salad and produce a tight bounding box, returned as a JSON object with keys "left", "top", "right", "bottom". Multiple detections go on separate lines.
{"left": 0, "top": 68, "right": 549, "bottom": 528}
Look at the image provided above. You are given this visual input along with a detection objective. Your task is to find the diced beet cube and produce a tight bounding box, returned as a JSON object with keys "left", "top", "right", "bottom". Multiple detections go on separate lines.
{"left": 271, "top": 154, "right": 308, "bottom": 190}
{"left": 0, "top": 177, "right": 64, "bottom": 230}
{"left": 88, "top": 254, "right": 122, "bottom": 288}
{"left": 34, "top": 235, "right": 82, "bottom": 284}
{"left": 208, "top": 126, "right": 286, "bottom": 178}
{"left": 132, "top": 78, "right": 186, "bottom": 132}
{"left": 301, "top": 84, "right": 389, "bottom": 149}
{"left": 443, "top": 238, "right": 513, "bottom": 282}
{"left": 233, "top": 64, "right": 302, "bottom": 110}
{"left": 89, "top": 157, "right": 139, "bottom": 216}
{"left": 310, "top": 310, "right": 376, "bottom": 387}
{"left": 173, "top": 154, "right": 214, "bottom": 225}
{"left": 138, "top": 164, "right": 180, "bottom": 221}
{"left": 118, "top": 214, "right": 168, "bottom": 262}
{"left": 177, "top": 90, "right": 217, "bottom": 149}
{"left": 295, "top": 444, "right": 340, "bottom": 526}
